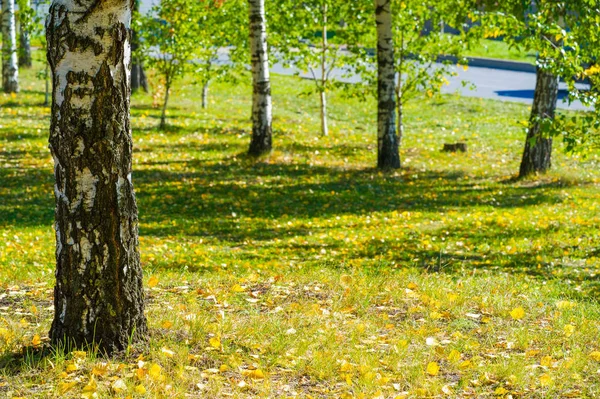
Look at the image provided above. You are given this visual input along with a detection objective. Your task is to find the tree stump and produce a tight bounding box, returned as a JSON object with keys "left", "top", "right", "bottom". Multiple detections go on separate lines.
{"left": 442, "top": 143, "right": 468, "bottom": 153}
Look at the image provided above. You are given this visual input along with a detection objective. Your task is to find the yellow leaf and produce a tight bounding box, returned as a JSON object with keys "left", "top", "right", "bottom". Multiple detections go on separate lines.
{"left": 564, "top": 324, "right": 575, "bottom": 337}
{"left": 340, "top": 361, "right": 353, "bottom": 373}
{"left": 589, "top": 351, "right": 600, "bottom": 361}
{"left": 209, "top": 337, "right": 221, "bottom": 349}
{"left": 231, "top": 284, "right": 245, "bottom": 293}
{"left": 135, "top": 368, "right": 146, "bottom": 380}
{"left": 148, "top": 363, "right": 162, "bottom": 380}
{"left": 82, "top": 376, "right": 98, "bottom": 398}
{"left": 148, "top": 276, "right": 159, "bottom": 288}
{"left": 161, "top": 320, "right": 173, "bottom": 329}
{"left": 134, "top": 384, "right": 146, "bottom": 394}
{"left": 31, "top": 334, "right": 41, "bottom": 347}
{"left": 407, "top": 282, "right": 418, "bottom": 290}
{"left": 539, "top": 373, "right": 553, "bottom": 386}
{"left": 58, "top": 381, "right": 77, "bottom": 394}
{"left": 219, "top": 364, "right": 229, "bottom": 372}
{"left": 540, "top": 356, "right": 554, "bottom": 367}
{"left": 426, "top": 362, "right": 439, "bottom": 376}
{"left": 494, "top": 387, "right": 508, "bottom": 395}
{"left": 447, "top": 349, "right": 461, "bottom": 363}
{"left": 72, "top": 351, "right": 87, "bottom": 359}
{"left": 92, "top": 363, "right": 109, "bottom": 377}
{"left": 241, "top": 369, "right": 265, "bottom": 379}
{"left": 510, "top": 307, "right": 525, "bottom": 320}
{"left": 459, "top": 360, "right": 472, "bottom": 370}
{"left": 65, "top": 362, "right": 78, "bottom": 373}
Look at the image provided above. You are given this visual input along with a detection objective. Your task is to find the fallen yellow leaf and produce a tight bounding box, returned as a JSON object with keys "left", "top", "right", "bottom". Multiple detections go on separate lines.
{"left": 426, "top": 361, "right": 439, "bottom": 376}
{"left": 58, "top": 381, "right": 77, "bottom": 394}
{"left": 447, "top": 349, "right": 461, "bottom": 363}
{"left": 241, "top": 369, "right": 265, "bottom": 379}
{"left": 134, "top": 384, "right": 147, "bottom": 394}
{"left": 148, "top": 276, "right": 159, "bottom": 288}
{"left": 539, "top": 373, "right": 553, "bottom": 386}
{"left": 148, "top": 363, "right": 162, "bottom": 380}
{"left": 589, "top": 351, "right": 600, "bottom": 361}
{"left": 340, "top": 361, "right": 353, "bottom": 373}
{"left": 30, "top": 334, "right": 42, "bottom": 347}
{"left": 231, "top": 284, "right": 245, "bottom": 293}
{"left": 510, "top": 307, "right": 525, "bottom": 320}
{"left": 564, "top": 324, "right": 575, "bottom": 337}
{"left": 540, "top": 355, "right": 554, "bottom": 367}
{"left": 209, "top": 336, "right": 221, "bottom": 349}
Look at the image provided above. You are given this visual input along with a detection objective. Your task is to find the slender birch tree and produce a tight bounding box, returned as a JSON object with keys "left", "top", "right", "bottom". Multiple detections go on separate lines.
{"left": 194, "top": 0, "right": 246, "bottom": 110}
{"left": 247, "top": 0, "right": 273, "bottom": 156}
{"left": 46, "top": 0, "right": 148, "bottom": 354}
{"left": 138, "top": 0, "right": 199, "bottom": 129}
{"left": 270, "top": 1, "right": 363, "bottom": 137}
{"left": 375, "top": 0, "right": 400, "bottom": 169}
{"left": 2, "top": 0, "right": 19, "bottom": 93}
{"left": 17, "top": 0, "right": 32, "bottom": 68}
{"left": 131, "top": 0, "right": 148, "bottom": 93}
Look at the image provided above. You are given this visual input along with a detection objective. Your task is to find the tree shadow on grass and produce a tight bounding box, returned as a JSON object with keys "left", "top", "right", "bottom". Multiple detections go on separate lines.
{"left": 134, "top": 158, "right": 565, "bottom": 243}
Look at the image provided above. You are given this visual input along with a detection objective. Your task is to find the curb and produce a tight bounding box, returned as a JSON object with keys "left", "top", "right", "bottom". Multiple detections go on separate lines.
{"left": 438, "top": 55, "right": 537, "bottom": 73}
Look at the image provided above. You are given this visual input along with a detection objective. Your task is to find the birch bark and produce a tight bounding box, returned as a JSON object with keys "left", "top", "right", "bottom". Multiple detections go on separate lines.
{"left": 47, "top": 0, "right": 148, "bottom": 354}
{"left": 375, "top": 0, "right": 400, "bottom": 169}
{"left": 2, "top": 0, "right": 19, "bottom": 93}
{"left": 519, "top": 67, "right": 558, "bottom": 178}
{"left": 247, "top": 0, "right": 273, "bottom": 156}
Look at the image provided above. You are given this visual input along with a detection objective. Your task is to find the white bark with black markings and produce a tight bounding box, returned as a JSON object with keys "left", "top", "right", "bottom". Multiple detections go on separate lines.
{"left": 247, "top": 0, "right": 272, "bottom": 156}
{"left": 375, "top": 0, "right": 400, "bottom": 169}
{"left": 2, "top": 0, "right": 19, "bottom": 93}
{"left": 47, "top": 0, "right": 147, "bottom": 354}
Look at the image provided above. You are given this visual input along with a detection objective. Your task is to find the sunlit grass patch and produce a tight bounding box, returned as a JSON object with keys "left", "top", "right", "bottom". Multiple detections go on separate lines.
{"left": 1, "top": 52, "right": 600, "bottom": 398}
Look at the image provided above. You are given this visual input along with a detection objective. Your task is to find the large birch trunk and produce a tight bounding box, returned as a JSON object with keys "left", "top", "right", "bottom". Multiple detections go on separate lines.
{"left": 18, "top": 0, "right": 32, "bottom": 68}
{"left": 519, "top": 67, "right": 558, "bottom": 178}
{"left": 2, "top": 0, "right": 19, "bottom": 93}
{"left": 375, "top": 0, "right": 400, "bottom": 169}
{"left": 247, "top": 0, "right": 273, "bottom": 156}
{"left": 47, "top": 0, "right": 148, "bottom": 354}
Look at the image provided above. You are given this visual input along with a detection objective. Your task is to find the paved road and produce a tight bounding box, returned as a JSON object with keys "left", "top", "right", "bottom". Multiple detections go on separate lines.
{"left": 271, "top": 61, "right": 591, "bottom": 112}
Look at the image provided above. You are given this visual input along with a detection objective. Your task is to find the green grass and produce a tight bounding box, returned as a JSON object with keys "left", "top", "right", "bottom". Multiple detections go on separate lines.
{"left": 1, "top": 55, "right": 600, "bottom": 398}
{"left": 466, "top": 38, "right": 537, "bottom": 64}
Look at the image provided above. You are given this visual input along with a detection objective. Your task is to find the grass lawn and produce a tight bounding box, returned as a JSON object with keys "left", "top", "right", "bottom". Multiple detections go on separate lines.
{"left": 1, "top": 56, "right": 600, "bottom": 398}
{"left": 466, "top": 39, "right": 537, "bottom": 64}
